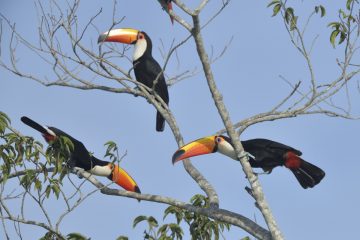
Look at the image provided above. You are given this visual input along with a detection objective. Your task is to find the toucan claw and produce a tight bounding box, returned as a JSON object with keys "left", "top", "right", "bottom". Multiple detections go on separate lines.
{"left": 238, "top": 151, "right": 255, "bottom": 160}
{"left": 72, "top": 167, "right": 85, "bottom": 179}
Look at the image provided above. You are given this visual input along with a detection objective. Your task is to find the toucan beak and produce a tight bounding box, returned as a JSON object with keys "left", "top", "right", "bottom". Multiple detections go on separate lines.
{"left": 98, "top": 28, "right": 139, "bottom": 44}
{"left": 111, "top": 164, "right": 141, "bottom": 193}
{"left": 172, "top": 136, "right": 216, "bottom": 164}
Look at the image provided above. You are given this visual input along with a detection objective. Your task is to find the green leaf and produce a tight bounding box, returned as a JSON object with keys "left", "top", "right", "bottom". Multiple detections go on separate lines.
{"left": 190, "top": 194, "right": 207, "bottom": 207}
{"left": 348, "top": 15, "right": 356, "bottom": 23}
{"left": 168, "top": 224, "right": 183, "bottom": 239}
{"left": 285, "top": 7, "right": 294, "bottom": 24}
{"left": 272, "top": 3, "right": 281, "bottom": 17}
{"left": 346, "top": 0, "right": 353, "bottom": 10}
{"left": 339, "top": 9, "right": 347, "bottom": 19}
{"left": 133, "top": 215, "right": 148, "bottom": 228}
{"left": 241, "top": 237, "right": 251, "bottom": 240}
{"left": 45, "top": 185, "right": 51, "bottom": 198}
{"left": 339, "top": 32, "right": 347, "bottom": 45}
{"left": 39, "top": 232, "right": 57, "bottom": 240}
{"left": 52, "top": 184, "right": 60, "bottom": 199}
{"left": 116, "top": 236, "right": 129, "bottom": 240}
{"left": 158, "top": 224, "right": 169, "bottom": 235}
{"left": 267, "top": 0, "right": 280, "bottom": 8}
{"left": 148, "top": 216, "right": 159, "bottom": 228}
{"left": 290, "top": 16, "right": 298, "bottom": 31}
{"left": 35, "top": 179, "right": 42, "bottom": 191}
{"left": 330, "top": 30, "right": 339, "bottom": 47}
{"left": 164, "top": 206, "right": 184, "bottom": 224}
{"left": 320, "top": 5, "right": 326, "bottom": 17}
{"left": 67, "top": 232, "right": 89, "bottom": 240}
{"left": 104, "top": 140, "right": 118, "bottom": 161}
{"left": 62, "top": 136, "right": 74, "bottom": 152}
{"left": 327, "top": 22, "right": 340, "bottom": 28}
{"left": 0, "top": 112, "right": 10, "bottom": 134}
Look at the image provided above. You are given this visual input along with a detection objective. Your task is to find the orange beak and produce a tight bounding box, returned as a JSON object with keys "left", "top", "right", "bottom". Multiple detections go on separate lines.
{"left": 111, "top": 164, "right": 141, "bottom": 193}
{"left": 172, "top": 136, "right": 216, "bottom": 164}
{"left": 98, "top": 28, "right": 139, "bottom": 44}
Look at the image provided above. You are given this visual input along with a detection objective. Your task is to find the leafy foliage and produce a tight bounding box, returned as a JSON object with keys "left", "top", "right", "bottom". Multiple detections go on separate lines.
{"left": 38, "top": 232, "right": 89, "bottom": 240}
{"left": 66, "top": 232, "right": 90, "bottom": 240}
{"left": 129, "top": 194, "right": 232, "bottom": 240}
{"left": 104, "top": 140, "right": 119, "bottom": 162}
{"left": 0, "top": 111, "right": 11, "bottom": 134}
{"left": 267, "top": 1, "right": 298, "bottom": 31}
{"left": 314, "top": 5, "right": 326, "bottom": 17}
{"left": 0, "top": 113, "right": 74, "bottom": 199}
{"left": 328, "top": 0, "right": 357, "bottom": 47}
{"left": 267, "top": 0, "right": 360, "bottom": 48}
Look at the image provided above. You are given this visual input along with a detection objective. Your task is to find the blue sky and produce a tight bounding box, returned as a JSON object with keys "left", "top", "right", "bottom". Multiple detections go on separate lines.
{"left": 1, "top": 0, "right": 360, "bottom": 239}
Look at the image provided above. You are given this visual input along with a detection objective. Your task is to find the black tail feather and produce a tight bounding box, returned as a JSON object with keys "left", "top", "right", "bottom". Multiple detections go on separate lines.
{"left": 290, "top": 159, "right": 325, "bottom": 189}
{"left": 21, "top": 116, "right": 48, "bottom": 134}
{"left": 156, "top": 111, "right": 165, "bottom": 132}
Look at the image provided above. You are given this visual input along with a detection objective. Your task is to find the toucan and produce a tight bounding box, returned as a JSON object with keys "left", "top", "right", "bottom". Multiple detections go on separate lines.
{"left": 157, "top": 0, "right": 174, "bottom": 24}
{"left": 98, "top": 28, "right": 169, "bottom": 132}
{"left": 172, "top": 135, "right": 325, "bottom": 189}
{"left": 21, "top": 116, "right": 141, "bottom": 193}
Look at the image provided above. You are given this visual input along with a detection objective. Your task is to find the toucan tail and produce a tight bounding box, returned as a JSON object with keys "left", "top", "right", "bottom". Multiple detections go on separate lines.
{"left": 21, "top": 116, "right": 47, "bottom": 134}
{"left": 290, "top": 158, "right": 325, "bottom": 189}
{"left": 156, "top": 111, "right": 165, "bottom": 132}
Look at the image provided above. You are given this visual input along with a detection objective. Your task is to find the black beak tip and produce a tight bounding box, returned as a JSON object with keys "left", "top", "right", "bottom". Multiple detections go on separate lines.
{"left": 135, "top": 186, "right": 141, "bottom": 194}
{"left": 172, "top": 149, "right": 185, "bottom": 164}
{"left": 97, "top": 34, "right": 106, "bottom": 44}
{"left": 134, "top": 186, "right": 141, "bottom": 202}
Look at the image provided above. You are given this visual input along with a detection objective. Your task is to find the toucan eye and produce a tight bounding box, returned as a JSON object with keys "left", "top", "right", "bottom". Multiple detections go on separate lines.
{"left": 215, "top": 136, "right": 222, "bottom": 143}
{"left": 139, "top": 34, "right": 144, "bottom": 40}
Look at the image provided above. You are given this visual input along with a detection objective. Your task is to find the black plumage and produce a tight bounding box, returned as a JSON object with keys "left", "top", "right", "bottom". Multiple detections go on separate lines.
{"left": 133, "top": 32, "right": 169, "bottom": 132}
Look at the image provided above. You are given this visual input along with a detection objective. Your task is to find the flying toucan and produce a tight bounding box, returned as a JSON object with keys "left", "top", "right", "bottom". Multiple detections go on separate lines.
{"left": 21, "top": 116, "right": 141, "bottom": 193}
{"left": 157, "top": 0, "right": 174, "bottom": 24}
{"left": 172, "top": 135, "right": 325, "bottom": 189}
{"left": 98, "top": 28, "right": 169, "bottom": 132}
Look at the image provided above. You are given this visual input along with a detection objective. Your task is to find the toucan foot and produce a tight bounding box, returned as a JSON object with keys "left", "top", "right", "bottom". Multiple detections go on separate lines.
{"left": 238, "top": 151, "right": 255, "bottom": 160}
{"left": 133, "top": 87, "right": 140, "bottom": 97}
{"left": 72, "top": 167, "right": 85, "bottom": 179}
{"left": 253, "top": 171, "right": 271, "bottom": 175}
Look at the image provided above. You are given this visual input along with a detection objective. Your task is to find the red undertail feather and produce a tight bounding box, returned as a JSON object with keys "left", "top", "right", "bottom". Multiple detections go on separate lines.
{"left": 285, "top": 151, "right": 325, "bottom": 189}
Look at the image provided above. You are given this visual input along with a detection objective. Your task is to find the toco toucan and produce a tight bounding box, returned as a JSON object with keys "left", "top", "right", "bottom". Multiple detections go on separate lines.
{"left": 98, "top": 28, "right": 169, "bottom": 132}
{"left": 157, "top": 0, "right": 174, "bottom": 24}
{"left": 21, "top": 116, "right": 141, "bottom": 193}
{"left": 172, "top": 135, "right": 325, "bottom": 189}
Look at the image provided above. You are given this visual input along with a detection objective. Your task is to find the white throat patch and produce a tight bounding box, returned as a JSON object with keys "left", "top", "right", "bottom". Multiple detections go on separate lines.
{"left": 89, "top": 165, "right": 112, "bottom": 177}
{"left": 133, "top": 38, "right": 147, "bottom": 61}
{"left": 217, "top": 141, "right": 237, "bottom": 160}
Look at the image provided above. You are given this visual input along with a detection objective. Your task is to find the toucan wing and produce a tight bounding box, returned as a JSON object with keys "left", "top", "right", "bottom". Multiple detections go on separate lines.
{"left": 242, "top": 138, "right": 302, "bottom": 156}
{"left": 136, "top": 58, "right": 169, "bottom": 104}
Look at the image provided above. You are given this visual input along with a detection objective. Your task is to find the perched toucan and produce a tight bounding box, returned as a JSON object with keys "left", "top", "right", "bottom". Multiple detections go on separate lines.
{"left": 157, "top": 0, "right": 174, "bottom": 24}
{"left": 98, "top": 28, "right": 169, "bottom": 132}
{"left": 21, "top": 116, "right": 141, "bottom": 193}
{"left": 172, "top": 135, "right": 325, "bottom": 189}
